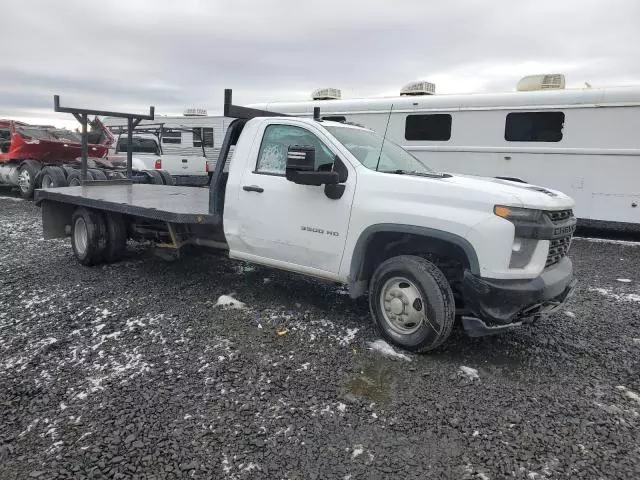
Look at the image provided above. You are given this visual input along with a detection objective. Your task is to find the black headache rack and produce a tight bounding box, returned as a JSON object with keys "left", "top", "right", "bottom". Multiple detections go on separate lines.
{"left": 53, "top": 95, "right": 155, "bottom": 185}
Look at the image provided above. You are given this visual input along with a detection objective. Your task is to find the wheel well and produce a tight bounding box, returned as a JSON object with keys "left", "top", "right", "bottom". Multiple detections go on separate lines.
{"left": 350, "top": 230, "right": 475, "bottom": 297}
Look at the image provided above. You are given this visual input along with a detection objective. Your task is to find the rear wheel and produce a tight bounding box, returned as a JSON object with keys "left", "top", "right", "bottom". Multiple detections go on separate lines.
{"left": 369, "top": 255, "right": 455, "bottom": 352}
{"left": 67, "top": 169, "right": 95, "bottom": 186}
{"left": 17, "top": 160, "right": 41, "bottom": 198}
{"left": 157, "top": 170, "right": 174, "bottom": 185}
{"left": 104, "top": 213, "right": 127, "bottom": 262}
{"left": 88, "top": 168, "right": 107, "bottom": 181}
{"left": 67, "top": 170, "right": 82, "bottom": 186}
{"left": 40, "top": 166, "right": 67, "bottom": 189}
{"left": 71, "top": 208, "right": 107, "bottom": 265}
{"left": 144, "top": 170, "right": 164, "bottom": 185}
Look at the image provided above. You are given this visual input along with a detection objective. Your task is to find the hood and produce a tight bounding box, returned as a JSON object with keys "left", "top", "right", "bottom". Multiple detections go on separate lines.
{"left": 440, "top": 174, "right": 574, "bottom": 210}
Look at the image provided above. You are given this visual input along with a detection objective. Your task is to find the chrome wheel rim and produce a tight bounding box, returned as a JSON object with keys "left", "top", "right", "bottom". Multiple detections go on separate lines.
{"left": 379, "top": 276, "right": 426, "bottom": 335}
{"left": 74, "top": 217, "right": 88, "bottom": 255}
{"left": 18, "top": 169, "right": 31, "bottom": 193}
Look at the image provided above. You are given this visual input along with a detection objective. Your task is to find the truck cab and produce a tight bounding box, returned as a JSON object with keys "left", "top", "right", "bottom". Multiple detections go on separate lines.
{"left": 36, "top": 93, "right": 577, "bottom": 353}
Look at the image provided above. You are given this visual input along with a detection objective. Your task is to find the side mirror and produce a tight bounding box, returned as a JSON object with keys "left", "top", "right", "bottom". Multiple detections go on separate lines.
{"left": 286, "top": 145, "right": 339, "bottom": 186}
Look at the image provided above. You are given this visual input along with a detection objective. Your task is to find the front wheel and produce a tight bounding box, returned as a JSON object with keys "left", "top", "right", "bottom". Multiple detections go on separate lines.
{"left": 369, "top": 255, "right": 455, "bottom": 352}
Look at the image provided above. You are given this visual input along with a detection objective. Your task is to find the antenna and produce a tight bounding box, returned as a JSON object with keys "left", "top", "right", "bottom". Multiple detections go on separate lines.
{"left": 375, "top": 104, "right": 394, "bottom": 172}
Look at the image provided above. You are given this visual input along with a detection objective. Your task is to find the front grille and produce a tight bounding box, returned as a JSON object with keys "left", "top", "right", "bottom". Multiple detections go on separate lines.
{"left": 545, "top": 209, "right": 575, "bottom": 267}
{"left": 546, "top": 235, "right": 572, "bottom": 267}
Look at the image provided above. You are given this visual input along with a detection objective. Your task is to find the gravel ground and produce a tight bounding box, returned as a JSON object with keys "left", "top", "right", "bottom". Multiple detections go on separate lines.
{"left": 1, "top": 193, "right": 639, "bottom": 480}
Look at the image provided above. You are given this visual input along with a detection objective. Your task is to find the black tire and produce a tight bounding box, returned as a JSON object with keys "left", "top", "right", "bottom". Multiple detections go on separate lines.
{"left": 66, "top": 170, "right": 82, "bottom": 186}
{"left": 40, "top": 166, "right": 67, "bottom": 189}
{"left": 88, "top": 168, "right": 108, "bottom": 181}
{"left": 104, "top": 213, "right": 127, "bottom": 263}
{"left": 369, "top": 255, "right": 455, "bottom": 353}
{"left": 67, "top": 169, "right": 94, "bottom": 186}
{"left": 71, "top": 208, "right": 107, "bottom": 266}
{"left": 144, "top": 170, "right": 164, "bottom": 185}
{"left": 157, "top": 170, "right": 174, "bottom": 186}
{"left": 17, "top": 160, "right": 42, "bottom": 198}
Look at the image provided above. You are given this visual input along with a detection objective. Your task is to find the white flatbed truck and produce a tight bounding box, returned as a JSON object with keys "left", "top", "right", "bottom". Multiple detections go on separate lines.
{"left": 35, "top": 90, "right": 577, "bottom": 352}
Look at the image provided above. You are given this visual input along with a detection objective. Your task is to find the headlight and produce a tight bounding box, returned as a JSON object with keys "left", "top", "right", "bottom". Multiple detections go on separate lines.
{"left": 494, "top": 205, "right": 543, "bottom": 223}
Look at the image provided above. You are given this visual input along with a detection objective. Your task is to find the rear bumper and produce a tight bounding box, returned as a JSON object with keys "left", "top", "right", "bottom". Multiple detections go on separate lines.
{"left": 461, "top": 257, "right": 576, "bottom": 336}
{"left": 173, "top": 175, "right": 209, "bottom": 187}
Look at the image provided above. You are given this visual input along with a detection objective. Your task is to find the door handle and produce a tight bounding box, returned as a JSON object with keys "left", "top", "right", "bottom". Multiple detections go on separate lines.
{"left": 181, "top": 159, "right": 188, "bottom": 163}
{"left": 243, "top": 185, "right": 264, "bottom": 193}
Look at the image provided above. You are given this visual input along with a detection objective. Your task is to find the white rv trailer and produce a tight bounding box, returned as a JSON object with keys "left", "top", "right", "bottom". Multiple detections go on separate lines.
{"left": 102, "top": 110, "right": 232, "bottom": 168}
{"left": 249, "top": 78, "right": 640, "bottom": 225}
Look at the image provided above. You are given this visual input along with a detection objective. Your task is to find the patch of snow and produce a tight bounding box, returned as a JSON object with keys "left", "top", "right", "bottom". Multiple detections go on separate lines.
{"left": 241, "top": 462, "right": 259, "bottom": 472}
{"left": 574, "top": 237, "right": 640, "bottom": 247}
{"left": 367, "top": 340, "right": 411, "bottom": 361}
{"left": 0, "top": 196, "right": 24, "bottom": 202}
{"left": 222, "top": 453, "right": 231, "bottom": 474}
{"left": 477, "top": 473, "right": 490, "bottom": 480}
{"left": 616, "top": 386, "right": 640, "bottom": 404}
{"left": 564, "top": 311, "right": 576, "bottom": 318}
{"left": 351, "top": 445, "right": 364, "bottom": 459}
{"left": 371, "top": 412, "right": 378, "bottom": 419}
{"left": 215, "top": 295, "right": 246, "bottom": 309}
{"left": 458, "top": 366, "right": 480, "bottom": 381}
{"left": 590, "top": 287, "right": 640, "bottom": 303}
{"left": 632, "top": 338, "right": 640, "bottom": 345}
{"left": 472, "top": 430, "right": 480, "bottom": 437}
{"left": 337, "top": 402, "right": 346, "bottom": 413}
{"left": 617, "top": 278, "right": 632, "bottom": 283}
{"left": 300, "top": 362, "right": 310, "bottom": 370}
{"left": 339, "top": 328, "right": 359, "bottom": 346}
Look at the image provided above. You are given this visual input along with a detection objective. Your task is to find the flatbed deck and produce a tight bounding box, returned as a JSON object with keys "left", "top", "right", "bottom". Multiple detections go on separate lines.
{"left": 35, "top": 184, "right": 219, "bottom": 225}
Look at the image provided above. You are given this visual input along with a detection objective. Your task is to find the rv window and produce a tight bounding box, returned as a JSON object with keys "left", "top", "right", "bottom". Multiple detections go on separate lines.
{"left": 162, "top": 130, "right": 182, "bottom": 144}
{"left": 193, "top": 127, "right": 214, "bottom": 148}
{"left": 405, "top": 114, "right": 452, "bottom": 141}
{"left": 505, "top": 112, "right": 564, "bottom": 142}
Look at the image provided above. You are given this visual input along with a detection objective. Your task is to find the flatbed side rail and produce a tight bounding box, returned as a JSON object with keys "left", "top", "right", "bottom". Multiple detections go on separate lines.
{"left": 35, "top": 187, "right": 220, "bottom": 226}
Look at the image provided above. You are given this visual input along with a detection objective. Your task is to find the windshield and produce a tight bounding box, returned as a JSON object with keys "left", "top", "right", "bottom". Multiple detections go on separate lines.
{"left": 325, "top": 125, "right": 436, "bottom": 174}
{"left": 116, "top": 137, "right": 160, "bottom": 154}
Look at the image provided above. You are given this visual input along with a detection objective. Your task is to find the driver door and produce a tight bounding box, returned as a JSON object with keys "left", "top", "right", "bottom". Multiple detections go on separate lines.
{"left": 232, "top": 122, "right": 355, "bottom": 276}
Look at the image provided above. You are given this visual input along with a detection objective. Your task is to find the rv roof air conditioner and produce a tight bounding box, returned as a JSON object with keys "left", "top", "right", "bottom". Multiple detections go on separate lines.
{"left": 311, "top": 88, "right": 342, "bottom": 100}
{"left": 183, "top": 108, "right": 208, "bottom": 116}
{"left": 516, "top": 74, "right": 566, "bottom": 91}
{"left": 400, "top": 81, "right": 436, "bottom": 96}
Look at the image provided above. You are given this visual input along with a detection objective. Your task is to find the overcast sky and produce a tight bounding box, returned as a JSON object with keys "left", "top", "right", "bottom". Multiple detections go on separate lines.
{"left": 2, "top": 0, "right": 639, "bottom": 128}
